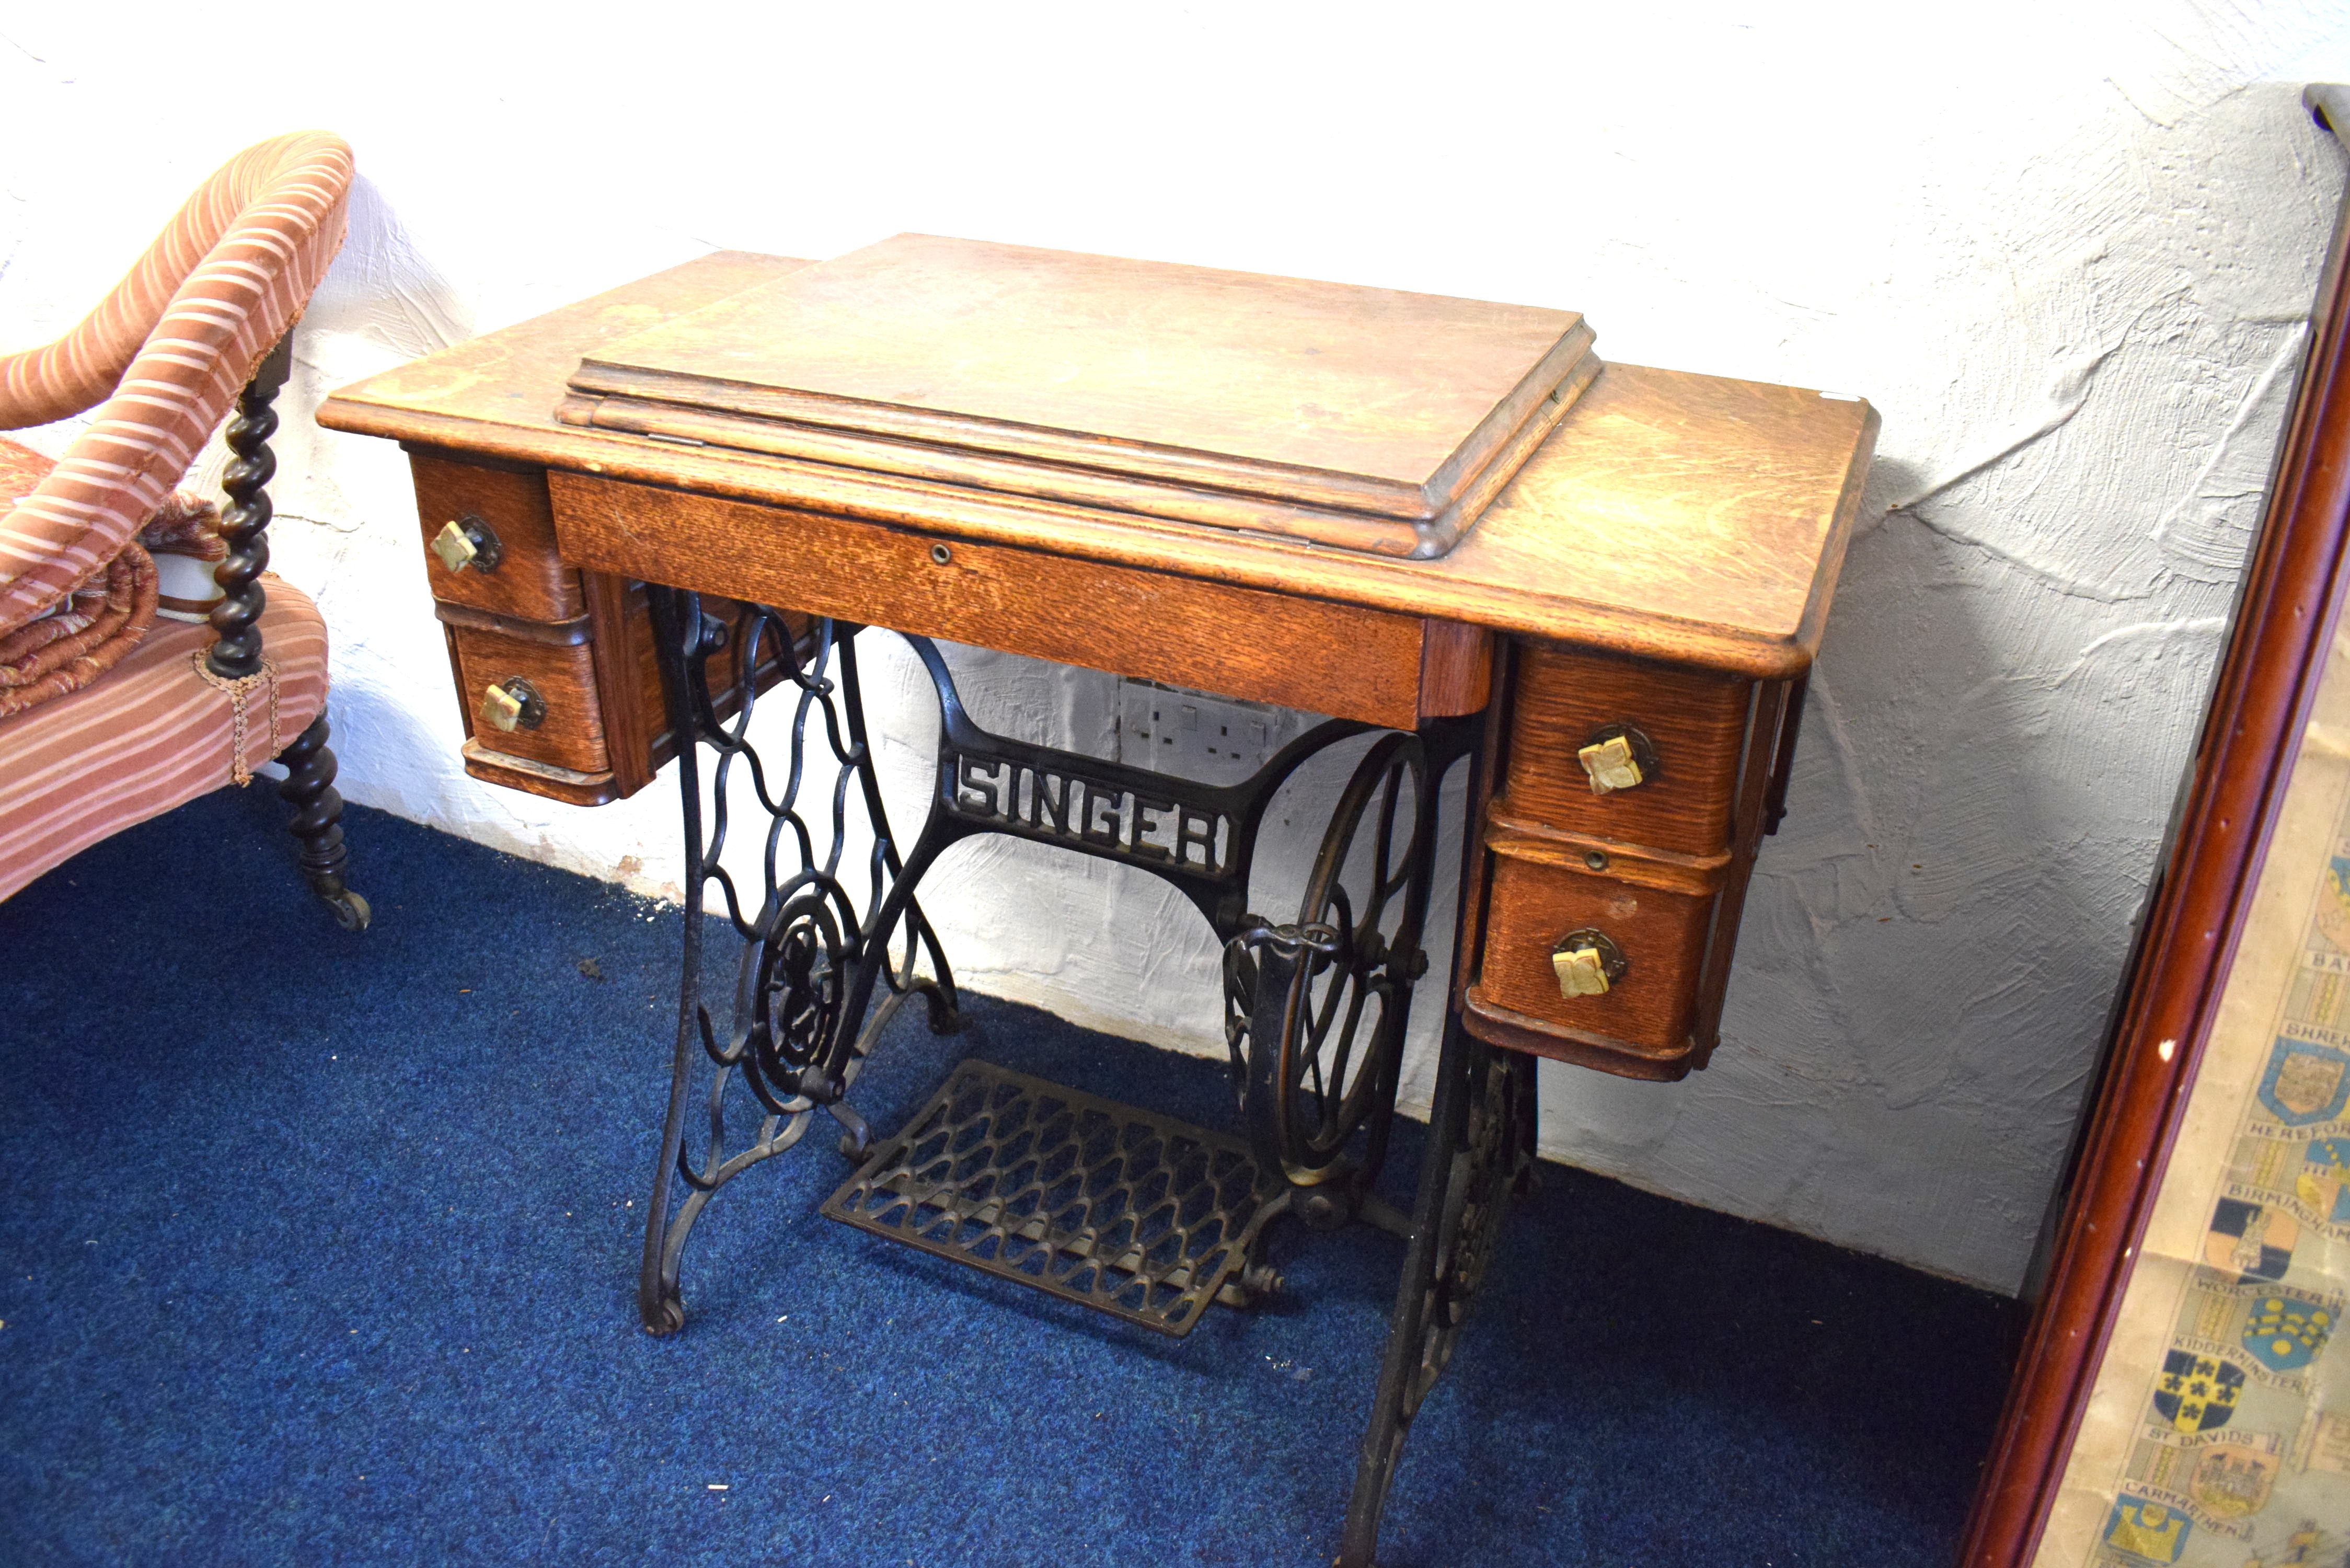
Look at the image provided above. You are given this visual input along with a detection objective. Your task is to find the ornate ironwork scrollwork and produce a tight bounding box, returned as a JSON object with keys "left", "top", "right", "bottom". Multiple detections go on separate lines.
{"left": 638, "top": 595, "right": 959, "bottom": 1334}
{"left": 749, "top": 892, "right": 846, "bottom": 1088}
{"left": 639, "top": 600, "right": 1491, "bottom": 1364}
{"left": 630, "top": 584, "right": 1519, "bottom": 1568}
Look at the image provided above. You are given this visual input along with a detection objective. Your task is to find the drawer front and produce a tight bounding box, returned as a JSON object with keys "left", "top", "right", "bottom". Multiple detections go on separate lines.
{"left": 411, "top": 452, "right": 584, "bottom": 622}
{"left": 449, "top": 624, "right": 610, "bottom": 775}
{"left": 579, "top": 578, "right": 804, "bottom": 790}
{"left": 1475, "top": 851, "right": 1714, "bottom": 1056}
{"left": 548, "top": 472, "right": 1467, "bottom": 729}
{"left": 1466, "top": 652, "right": 1798, "bottom": 1080}
{"left": 1503, "top": 641, "right": 1754, "bottom": 856}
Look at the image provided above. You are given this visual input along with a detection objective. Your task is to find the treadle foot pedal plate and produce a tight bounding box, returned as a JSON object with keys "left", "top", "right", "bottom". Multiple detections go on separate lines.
{"left": 822, "top": 1058, "right": 1275, "bottom": 1336}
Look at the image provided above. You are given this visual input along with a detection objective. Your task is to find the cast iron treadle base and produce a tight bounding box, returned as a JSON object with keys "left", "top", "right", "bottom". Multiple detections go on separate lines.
{"left": 822, "top": 1059, "right": 1278, "bottom": 1336}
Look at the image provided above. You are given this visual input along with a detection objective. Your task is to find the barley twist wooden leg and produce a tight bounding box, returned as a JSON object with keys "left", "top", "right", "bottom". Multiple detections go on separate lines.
{"left": 278, "top": 711, "right": 370, "bottom": 931}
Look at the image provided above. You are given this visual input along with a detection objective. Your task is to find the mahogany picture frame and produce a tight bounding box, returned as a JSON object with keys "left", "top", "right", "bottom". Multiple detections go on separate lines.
{"left": 1959, "top": 87, "right": 2350, "bottom": 1565}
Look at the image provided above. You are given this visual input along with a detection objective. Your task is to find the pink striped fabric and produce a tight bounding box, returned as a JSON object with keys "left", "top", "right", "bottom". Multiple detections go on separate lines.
{"left": 0, "top": 434, "right": 155, "bottom": 716}
{"left": 0, "top": 435, "right": 232, "bottom": 714}
{"left": 0, "top": 132, "right": 352, "bottom": 664}
{"left": 0, "top": 578, "right": 327, "bottom": 902}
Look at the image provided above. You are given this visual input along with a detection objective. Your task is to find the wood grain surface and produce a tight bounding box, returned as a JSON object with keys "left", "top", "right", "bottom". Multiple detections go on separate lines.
{"left": 431, "top": 602, "right": 591, "bottom": 647}
{"left": 1463, "top": 644, "right": 1790, "bottom": 1079}
{"left": 317, "top": 251, "right": 1876, "bottom": 677}
{"left": 570, "top": 234, "right": 1592, "bottom": 523}
{"left": 460, "top": 739, "right": 618, "bottom": 806}
{"left": 1482, "top": 808, "right": 1732, "bottom": 898}
{"left": 548, "top": 472, "right": 1453, "bottom": 728}
{"left": 577, "top": 573, "right": 803, "bottom": 800}
{"left": 1504, "top": 641, "right": 1755, "bottom": 854}
{"left": 1419, "top": 621, "right": 1494, "bottom": 717}
{"left": 1684, "top": 677, "right": 1794, "bottom": 1070}
{"left": 410, "top": 452, "right": 581, "bottom": 621}
{"left": 314, "top": 249, "right": 1873, "bottom": 1102}
{"left": 581, "top": 569, "right": 660, "bottom": 799}
{"left": 447, "top": 625, "right": 609, "bottom": 775}
{"left": 1472, "top": 852, "right": 1712, "bottom": 1053}
{"left": 558, "top": 348, "right": 1590, "bottom": 558}
{"left": 1447, "top": 639, "right": 1517, "bottom": 1002}
{"left": 1459, "top": 990, "right": 1700, "bottom": 1081}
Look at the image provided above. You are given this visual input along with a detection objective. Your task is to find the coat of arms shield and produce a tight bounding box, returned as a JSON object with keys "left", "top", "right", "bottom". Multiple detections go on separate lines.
{"left": 2186, "top": 1445, "right": 2278, "bottom": 1520}
{"left": 2259, "top": 1037, "right": 2350, "bottom": 1126}
{"left": 2297, "top": 1138, "right": 2350, "bottom": 1227}
{"left": 2153, "top": 1348, "right": 2244, "bottom": 1433}
{"left": 2241, "top": 1293, "right": 2336, "bottom": 1373}
{"left": 2205, "top": 1197, "right": 2297, "bottom": 1281}
{"left": 2102, "top": 1495, "right": 2191, "bottom": 1564}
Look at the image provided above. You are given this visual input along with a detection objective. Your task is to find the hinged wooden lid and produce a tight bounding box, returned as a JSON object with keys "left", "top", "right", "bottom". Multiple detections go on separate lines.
{"left": 557, "top": 234, "right": 1598, "bottom": 559}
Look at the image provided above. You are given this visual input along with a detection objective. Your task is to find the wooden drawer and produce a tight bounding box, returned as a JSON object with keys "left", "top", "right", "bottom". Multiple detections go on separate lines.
{"left": 440, "top": 577, "right": 800, "bottom": 806}
{"left": 1503, "top": 641, "right": 1756, "bottom": 856}
{"left": 1465, "top": 645, "right": 1801, "bottom": 1081}
{"left": 448, "top": 620, "right": 611, "bottom": 775}
{"left": 410, "top": 450, "right": 583, "bottom": 622}
{"left": 1469, "top": 825, "right": 1725, "bottom": 1067}
{"left": 546, "top": 472, "right": 1493, "bottom": 730}
{"left": 410, "top": 452, "right": 804, "bottom": 805}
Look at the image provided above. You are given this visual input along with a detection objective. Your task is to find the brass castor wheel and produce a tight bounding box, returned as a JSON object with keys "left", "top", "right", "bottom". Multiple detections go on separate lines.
{"left": 323, "top": 889, "right": 371, "bottom": 932}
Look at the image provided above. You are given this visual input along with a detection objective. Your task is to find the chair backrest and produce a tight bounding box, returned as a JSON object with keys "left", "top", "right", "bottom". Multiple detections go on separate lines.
{"left": 0, "top": 132, "right": 353, "bottom": 637}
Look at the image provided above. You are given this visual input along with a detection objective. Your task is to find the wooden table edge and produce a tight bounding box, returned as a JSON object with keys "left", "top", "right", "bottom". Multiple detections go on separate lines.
{"left": 318, "top": 395, "right": 1833, "bottom": 681}
{"left": 1789, "top": 402, "right": 1881, "bottom": 654}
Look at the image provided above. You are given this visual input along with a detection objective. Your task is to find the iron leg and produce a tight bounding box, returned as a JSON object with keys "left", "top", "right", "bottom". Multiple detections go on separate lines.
{"left": 1338, "top": 1021, "right": 1534, "bottom": 1567}
{"left": 636, "top": 597, "right": 955, "bottom": 1335}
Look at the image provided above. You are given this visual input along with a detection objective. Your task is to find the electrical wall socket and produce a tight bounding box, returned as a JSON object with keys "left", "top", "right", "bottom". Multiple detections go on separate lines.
{"left": 1113, "top": 678, "right": 1318, "bottom": 785}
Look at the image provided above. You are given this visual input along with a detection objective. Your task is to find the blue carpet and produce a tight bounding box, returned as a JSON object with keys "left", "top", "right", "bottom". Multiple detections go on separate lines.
{"left": 0, "top": 787, "right": 2015, "bottom": 1566}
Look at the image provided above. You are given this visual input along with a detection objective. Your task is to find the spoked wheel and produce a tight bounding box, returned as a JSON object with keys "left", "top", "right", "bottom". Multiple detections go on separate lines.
{"left": 1233, "top": 732, "right": 1432, "bottom": 1189}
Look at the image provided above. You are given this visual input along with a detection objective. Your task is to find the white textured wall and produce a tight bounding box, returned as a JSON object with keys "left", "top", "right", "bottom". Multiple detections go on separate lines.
{"left": 8, "top": 2, "right": 2350, "bottom": 1292}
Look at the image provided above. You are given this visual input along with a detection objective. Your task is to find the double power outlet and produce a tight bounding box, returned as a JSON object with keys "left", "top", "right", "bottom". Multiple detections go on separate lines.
{"left": 1111, "top": 678, "right": 1316, "bottom": 786}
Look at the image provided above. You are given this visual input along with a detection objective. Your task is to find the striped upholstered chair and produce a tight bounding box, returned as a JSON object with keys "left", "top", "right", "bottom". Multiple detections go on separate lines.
{"left": 0, "top": 132, "right": 369, "bottom": 929}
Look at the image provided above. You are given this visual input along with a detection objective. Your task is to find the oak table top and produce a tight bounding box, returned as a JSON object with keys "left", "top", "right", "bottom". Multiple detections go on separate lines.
{"left": 560, "top": 234, "right": 1599, "bottom": 560}
{"left": 319, "top": 249, "right": 1877, "bottom": 678}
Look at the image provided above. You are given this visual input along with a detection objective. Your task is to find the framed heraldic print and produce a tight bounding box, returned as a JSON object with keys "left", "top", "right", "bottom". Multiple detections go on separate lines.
{"left": 1961, "top": 87, "right": 2350, "bottom": 1568}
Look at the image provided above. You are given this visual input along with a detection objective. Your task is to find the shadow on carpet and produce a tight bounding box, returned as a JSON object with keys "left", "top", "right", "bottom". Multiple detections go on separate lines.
{"left": 0, "top": 789, "right": 2016, "bottom": 1566}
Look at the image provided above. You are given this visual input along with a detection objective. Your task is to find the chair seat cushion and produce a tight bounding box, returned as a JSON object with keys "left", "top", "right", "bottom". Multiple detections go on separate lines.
{"left": 0, "top": 577, "right": 327, "bottom": 902}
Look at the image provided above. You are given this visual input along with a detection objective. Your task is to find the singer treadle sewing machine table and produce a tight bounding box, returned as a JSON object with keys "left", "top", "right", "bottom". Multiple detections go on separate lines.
{"left": 318, "top": 238, "right": 1876, "bottom": 1565}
